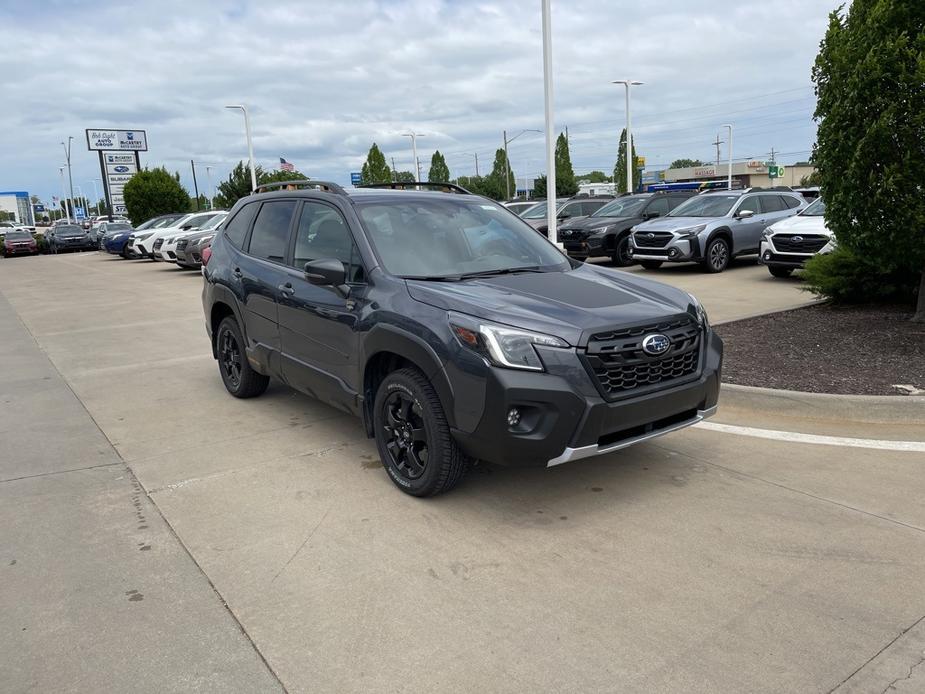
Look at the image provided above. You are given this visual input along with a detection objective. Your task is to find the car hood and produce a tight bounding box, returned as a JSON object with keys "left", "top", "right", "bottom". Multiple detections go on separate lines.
{"left": 57, "top": 231, "right": 87, "bottom": 238}
{"left": 559, "top": 215, "right": 638, "bottom": 232}
{"left": 633, "top": 216, "right": 718, "bottom": 232}
{"left": 768, "top": 214, "right": 831, "bottom": 235}
{"left": 406, "top": 263, "right": 695, "bottom": 346}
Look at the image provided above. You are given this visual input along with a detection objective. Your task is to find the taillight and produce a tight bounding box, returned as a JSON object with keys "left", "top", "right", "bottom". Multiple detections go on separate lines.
{"left": 201, "top": 246, "right": 212, "bottom": 265}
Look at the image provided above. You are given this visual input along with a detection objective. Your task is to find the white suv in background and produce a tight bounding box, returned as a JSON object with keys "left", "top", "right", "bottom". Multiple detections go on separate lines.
{"left": 759, "top": 197, "right": 834, "bottom": 278}
{"left": 156, "top": 211, "right": 228, "bottom": 262}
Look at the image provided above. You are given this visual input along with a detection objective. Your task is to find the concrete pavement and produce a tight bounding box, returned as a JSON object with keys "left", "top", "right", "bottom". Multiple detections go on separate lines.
{"left": 2, "top": 251, "right": 924, "bottom": 693}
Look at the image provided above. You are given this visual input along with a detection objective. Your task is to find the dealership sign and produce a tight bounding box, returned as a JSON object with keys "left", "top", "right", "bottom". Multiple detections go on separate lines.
{"left": 693, "top": 167, "right": 716, "bottom": 177}
{"left": 86, "top": 129, "right": 148, "bottom": 151}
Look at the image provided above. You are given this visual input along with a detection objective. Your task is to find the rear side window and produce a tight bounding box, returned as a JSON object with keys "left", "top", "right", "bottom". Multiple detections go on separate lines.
{"left": 781, "top": 195, "right": 802, "bottom": 209}
{"left": 761, "top": 195, "right": 786, "bottom": 212}
{"left": 738, "top": 196, "right": 762, "bottom": 214}
{"left": 223, "top": 203, "right": 258, "bottom": 249}
{"left": 581, "top": 200, "right": 607, "bottom": 215}
{"left": 646, "top": 197, "right": 670, "bottom": 216}
{"left": 248, "top": 201, "right": 296, "bottom": 263}
{"left": 292, "top": 202, "right": 365, "bottom": 282}
{"left": 667, "top": 196, "right": 689, "bottom": 210}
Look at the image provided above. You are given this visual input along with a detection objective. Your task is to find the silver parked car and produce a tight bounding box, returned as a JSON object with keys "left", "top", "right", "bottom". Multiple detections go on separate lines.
{"left": 629, "top": 188, "right": 806, "bottom": 273}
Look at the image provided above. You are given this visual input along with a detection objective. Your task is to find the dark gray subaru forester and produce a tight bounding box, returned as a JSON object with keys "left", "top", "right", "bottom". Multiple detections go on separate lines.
{"left": 202, "top": 181, "right": 722, "bottom": 496}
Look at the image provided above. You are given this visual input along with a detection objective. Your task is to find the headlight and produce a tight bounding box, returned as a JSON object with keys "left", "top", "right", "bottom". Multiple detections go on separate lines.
{"left": 589, "top": 225, "right": 613, "bottom": 237}
{"left": 136, "top": 232, "right": 153, "bottom": 241}
{"left": 198, "top": 234, "right": 215, "bottom": 246}
{"left": 449, "top": 312, "right": 568, "bottom": 371}
{"left": 760, "top": 227, "right": 774, "bottom": 240}
{"left": 687, "top": 293, "right": 709, "bottom": 328}
{"left": 675, "top": 224, "right": 706, "bottom": 238}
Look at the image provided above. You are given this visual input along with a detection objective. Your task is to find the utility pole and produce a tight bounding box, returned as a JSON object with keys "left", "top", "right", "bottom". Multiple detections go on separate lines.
{"left": 541, "top": 0, "right": 556, "bottom": 244}
{"left": 205, "top": 166, "right": 214, "bottom": 209}
{"left": 712, "top": 133, "right": 724, "bottom": 168}
{"left": 190, "top": 160, "right": 201, "bottom": 210}
{"left": 465, "top": 152, "right": 479, "bottom": 177}
{"left": 391, "top": 157, "right": 397, "bottom": 181}
{"left": 58, "top": 167, "right": 71, "bottom": 223}
{"left": 60, "top": 137, "right": 75, "bottom": 219}
{"left": 722, "top": 123, "right": 734, "bottom": 190}
{"left": 88, "top": 179, "right": 101, "bottom": 216}
{"left": 769, "top": 147, "right": 777, "bottom": 164}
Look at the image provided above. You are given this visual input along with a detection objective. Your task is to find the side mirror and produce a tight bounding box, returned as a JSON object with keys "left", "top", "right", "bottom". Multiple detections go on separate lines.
{"left": 736, "top": 209, "right": 755, "bottom": 219}
{"left": 643, "top": 210, "right": 662, "bottom": 220}
{"left": 304, "top": 258, "right": 350, "bottom": 297}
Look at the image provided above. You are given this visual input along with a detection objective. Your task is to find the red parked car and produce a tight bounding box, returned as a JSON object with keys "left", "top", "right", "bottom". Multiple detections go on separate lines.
{"left": 2, "top": 230, "right": 38, "bottom": 257}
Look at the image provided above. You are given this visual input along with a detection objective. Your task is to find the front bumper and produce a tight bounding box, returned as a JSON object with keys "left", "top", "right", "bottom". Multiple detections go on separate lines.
{"left": 629, "top": 234, "right": 698, "bottom": 263}
{"left": 449, "top": 330, "right": 723, "bottom": 467}
{"left": 758, "top": 240, "right": 812, "bottom": 268}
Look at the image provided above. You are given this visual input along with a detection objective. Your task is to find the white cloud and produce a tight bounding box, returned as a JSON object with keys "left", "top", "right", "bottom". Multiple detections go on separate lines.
{"left": 0, "top": 0, "right": 838, "bottom": 204}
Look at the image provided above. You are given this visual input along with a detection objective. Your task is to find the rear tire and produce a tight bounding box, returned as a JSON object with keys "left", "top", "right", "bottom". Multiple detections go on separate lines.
{"left": 702, "top": 237, "right": 730, "bottom": 273}
{"left": 373, "top": 367, "right": 468, "bottom": 497}
{"left": 611, "top": 236, "right": 634, "bottom": 267}
{"left": 768, "top": 266, "right": 793, "bottom": 278}
{"left": 215, "top": 316, "right": 269, "bottom": 398}
{"left": 639, "top": 260, "right": 663, "bottom": 270}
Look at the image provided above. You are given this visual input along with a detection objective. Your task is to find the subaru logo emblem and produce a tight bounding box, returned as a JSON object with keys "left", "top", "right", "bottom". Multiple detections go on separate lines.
{"left": 646, "top": 232, "right": 655, "bottom": 239}
{"left": 792, "top": 235, "right": 803, "bottom": 242}
{"left": 642, "top": 333, "right": 671, "bottom": 356}
{"left": 113, "top": 165, "right": 129, "bottom": 173}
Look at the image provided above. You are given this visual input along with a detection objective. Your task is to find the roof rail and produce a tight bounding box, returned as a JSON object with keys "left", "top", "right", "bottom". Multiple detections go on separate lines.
{"left": 359, "top": 181, "right": 473, "bottom": 194}
{"left": 254, "top": 179, "right": 347, "bottom": 195}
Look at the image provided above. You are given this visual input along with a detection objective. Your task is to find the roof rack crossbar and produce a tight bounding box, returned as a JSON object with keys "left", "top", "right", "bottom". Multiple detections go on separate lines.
{"left": 254, "top": 179, "right": 347, "bottom": 195}
{"left": 358, "top": 181, "right": 473, "bottom": 194}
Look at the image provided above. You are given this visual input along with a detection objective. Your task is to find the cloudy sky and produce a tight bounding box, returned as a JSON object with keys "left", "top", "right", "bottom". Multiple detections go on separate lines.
{"left": 0, "top": 0, "right": 840, "bottom": 205}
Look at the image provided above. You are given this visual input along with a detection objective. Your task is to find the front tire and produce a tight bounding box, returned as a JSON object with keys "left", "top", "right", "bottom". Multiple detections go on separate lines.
{"left": 768, "top": 266, "right": 793, "bottom": 278}
{"left": 373, "top": 368, "right": 468, "bottom": 497}
{"left": 215, "top": 316, "right": 269, "bottom": 398}
{"left": 611, "top": 235, "right": 634, "bottom": 267}
{"left": 639, "top": 260, "right": 663, "bottom": 270}
{"left": 702, "top": 237, "right": 730, "bottom": 273}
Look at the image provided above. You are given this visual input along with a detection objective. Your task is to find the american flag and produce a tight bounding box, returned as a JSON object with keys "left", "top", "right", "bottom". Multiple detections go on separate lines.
{"left": 279, "top": 157, "right": 294, "bottom": 172}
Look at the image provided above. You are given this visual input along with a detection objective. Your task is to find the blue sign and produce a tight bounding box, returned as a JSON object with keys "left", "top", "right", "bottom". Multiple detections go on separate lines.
{"left": 350, "top": 172, "right": 362, "bottom": 185}
{"left": 75, "top": 206, "right": 86, "bottom": 220}
{"left": 113, "top": 165, "right": 130, "bottom": 173}
{"left": 34, "top": 204, "right": 45, "bottom": 212}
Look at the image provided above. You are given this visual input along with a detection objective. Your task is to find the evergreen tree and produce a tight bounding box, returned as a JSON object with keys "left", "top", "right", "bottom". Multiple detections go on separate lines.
{"left": 214, "top": 161, "right": 266, "bottom": 208}
{"left": 613, "top": 128, "right": 640, "bottom": 193}
{"left": 554, "top": 132, "right": 578, "bottom": 196}
{"left": 360, "top": 143, "right": 392, "bottom": 184}
{"left": 394, "top": 171, "right": 416, "bottom": 182}
{"left": 484, "top": 148, "right": 515, "bottom": 200}
{"left": 808, "top": 0, "right": 925, "bottom": 320}
{"left": 427, "top": 150, "right": 451, "bottom": 182}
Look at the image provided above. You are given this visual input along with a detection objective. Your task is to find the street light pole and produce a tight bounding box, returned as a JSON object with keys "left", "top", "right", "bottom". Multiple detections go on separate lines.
{"left": 722, "top": 123, "right": 733, "bottom": 190}
{"left": 541, "top": 0, "right": 557, "bottom": 245}
{"left": 402, "top": 132, "right": 424, "bottom": 185}
{"left": 58, "top": 167, "right": 70, "bottom": 223}
{"left": 190, "top": 160, "right": 201, "bottom": 210}
{"left": 205, "top": 166, "right": 215, "bottom": 209}
{"left": 88, "top": 180, "right": 101, "bottom": 216}
{"left": 503, "top": 128, "right": 542, "bottom": 201}
{"left": 60, "top": 136, "right": 76, "bottom": 215}
{"left": 75, "top": 185, "right": 86, "bottom": 220}
{"left": 225, "top": 105, "right": 257, "bottom": 192}
{"left": 612, "top": 79, "right": 643, "bottom": 193}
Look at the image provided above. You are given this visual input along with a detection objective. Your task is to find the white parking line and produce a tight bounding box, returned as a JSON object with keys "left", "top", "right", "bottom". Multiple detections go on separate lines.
{"left": 695, "top": 421, "right": 925, "bottom": 453}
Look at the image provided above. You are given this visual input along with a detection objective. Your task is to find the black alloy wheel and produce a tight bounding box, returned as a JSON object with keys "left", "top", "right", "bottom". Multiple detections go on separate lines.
{"left": 611, "top": 235, "right": 634, "bottom": 267}
{"left": 381, "top": 389, "right": 429, "bottom": 481}
{"left": 215, "top": 316, "right": 269, "bottom": 398}
{"left": 219, "top": 329, "right": 242, "bottom": 390}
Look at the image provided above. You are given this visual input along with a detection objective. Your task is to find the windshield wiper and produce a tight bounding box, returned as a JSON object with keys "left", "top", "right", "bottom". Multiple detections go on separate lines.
{"left": 458, "top": 266, "right": 545, "bottom": 279}
{"left": 400, "top": 274, "right": 463, "bottom": 282}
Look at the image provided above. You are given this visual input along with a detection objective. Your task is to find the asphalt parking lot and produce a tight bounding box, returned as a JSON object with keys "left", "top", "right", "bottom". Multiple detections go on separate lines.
{"left": 2, "top": 252, "right": 925, "bottom": 693}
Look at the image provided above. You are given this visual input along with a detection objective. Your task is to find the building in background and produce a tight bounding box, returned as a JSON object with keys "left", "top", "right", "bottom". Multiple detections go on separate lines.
{"left": 660, "top": 161, "right": 816, "bottom": 190}
{"left": 0, "top": 191, "right": 33, "bottom": 225}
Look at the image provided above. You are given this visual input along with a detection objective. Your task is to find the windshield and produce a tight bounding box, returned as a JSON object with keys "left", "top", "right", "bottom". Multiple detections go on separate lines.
{"left": 669, "top": 194, "right": 739, "bottom": 217}
{"left": 57, "top": 226, "right": 83, "bottom": 234}
{"left": 108, "top": 223, "right": 132, "bottom": 231}
{"left": 182, "top": 213, "right": 217, "bottom": 228}
{"left": 200, "top": 214, "right": 227, "bottom": 230}
{"left": 356, "top": 197, "right": 570, "bottom": 279}
{"left": 800, "top": 198, "right": 825, "bottom": 216}
{"left": 5, "top": 231, "right": 31, "bottom": 240}
{"left": 521, "top": 200, "right": 566, "bottom": 219}
{"left": 592, "top": 197, "right": 648, "bottom": 217}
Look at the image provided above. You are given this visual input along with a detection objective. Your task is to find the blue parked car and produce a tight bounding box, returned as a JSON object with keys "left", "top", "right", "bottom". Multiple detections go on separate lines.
{"left": 100, "top": 222, "right": 135, "bottom": 257}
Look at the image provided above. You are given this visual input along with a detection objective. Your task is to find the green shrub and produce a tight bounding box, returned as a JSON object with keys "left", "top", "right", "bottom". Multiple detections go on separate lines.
{"left": 802, "top": 247, "right": 918, "bottom": 305}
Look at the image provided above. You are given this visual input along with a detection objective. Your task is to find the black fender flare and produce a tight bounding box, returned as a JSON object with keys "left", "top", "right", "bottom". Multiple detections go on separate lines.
{"left": 701, "top": 227, "right": 732, "bottom": 259}
{"left": 360, "top": 324, "right": 456, "bottom": 435}
{"left": 207, "top": 284, "right": 247, "bottom": 358}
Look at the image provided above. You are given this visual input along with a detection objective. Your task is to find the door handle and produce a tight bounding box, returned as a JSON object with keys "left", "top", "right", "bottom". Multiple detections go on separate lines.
{"left": 278, "top": 282, "right": 295, "bottom": 296}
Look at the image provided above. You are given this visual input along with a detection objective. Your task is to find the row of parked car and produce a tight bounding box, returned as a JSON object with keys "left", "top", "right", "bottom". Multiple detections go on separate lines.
{"left": 503, "top": 186, "right": 832, "bottom": 277}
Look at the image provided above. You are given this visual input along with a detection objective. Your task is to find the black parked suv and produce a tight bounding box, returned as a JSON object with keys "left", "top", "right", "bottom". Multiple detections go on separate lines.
{"left": 202, "top": 181, "right": 722, "bottom": 496}
{"left": 558, "top": 191, "right": 696, "bottom": 265}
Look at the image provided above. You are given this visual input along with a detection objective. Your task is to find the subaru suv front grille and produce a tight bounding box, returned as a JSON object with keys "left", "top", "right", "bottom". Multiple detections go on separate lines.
{"left": 772, "top": 234, "right": 829, "bottom": 253}
{"left": 583, "top": 316, "right": 701, "bottom": 399}
{"left": 633, "top": 231, "right": 673, "bottom": 248}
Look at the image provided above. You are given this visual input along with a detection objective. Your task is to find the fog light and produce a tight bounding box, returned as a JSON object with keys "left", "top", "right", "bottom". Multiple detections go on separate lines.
{"left": 763, "top": 250, "right": 771, "bottom": 260}
{"left": 507, "top": 408, "right": 521, "bottom": 427}
{"left": 668, "top": 248, "right": 679, "bottom": 258}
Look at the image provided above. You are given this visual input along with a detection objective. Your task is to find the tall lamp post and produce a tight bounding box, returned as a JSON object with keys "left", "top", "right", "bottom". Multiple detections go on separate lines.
{"left": 58, "top": 167, "right": 71, "bottom": 223}
{"left": 541, "top": 0, "right": 556, "bottom": 244}
{"left": 503, "top": 129, "right": 541, "bottom": 200}
{"left": 402, "top": 132, "right": 424, "bottom": 183}
{"left": 612, "top": 79, "right": 643, "bottom": 193}
{"left": 205, "top": 166, "right": 215, "bottom": 209}
{"left": 721, "top": 123, "right": 733, "bottom": 190}
{"left": 225, "top": 105, "right": 257, "bottom": 192}
{"left": 75, "top": 185, "right": 86, "bottom": 221}
{"left": 60, "top": 137, "right": 76, "bottom": 215}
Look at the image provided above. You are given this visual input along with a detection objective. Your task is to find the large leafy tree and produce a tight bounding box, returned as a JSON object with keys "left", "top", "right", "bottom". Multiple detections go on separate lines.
{"left": 457, "top": 175, "right": 491, "bottom": 196}
{"left": 670, "top": 158, "right": 705, "bottom": 169}
{"left": 579, "top": 170, "right": 611, "bottom": 183}
{"left": 123, "top": 167, "right": 191, "bottom": 225}
{"left": 427, "top": 150, "right": 451, "bottom": 182}
{"left": 614, "top": 128, "right": 640, "bottom": 193}
{"left": 811, "top": 0, "right": 925, "bottom": 320}
{"left": 214, "top": 161, "right": 266, "bottom": 208}
{"left": 484, "top": 148, "right": 515, "bottom": 200}
{"left": 361, "top": 143, "right": 392, "bottom": 184}
{"left": 394, "top": 170, "right": 416, "bottom": 182}
{"left": 554, "top": 132, "right": 578, "bottom": 196}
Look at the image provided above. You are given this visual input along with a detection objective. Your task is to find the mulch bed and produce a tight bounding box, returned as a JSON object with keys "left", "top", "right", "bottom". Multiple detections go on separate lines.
{"left": 714, "top": 303, "right": 925, "bottom": 395}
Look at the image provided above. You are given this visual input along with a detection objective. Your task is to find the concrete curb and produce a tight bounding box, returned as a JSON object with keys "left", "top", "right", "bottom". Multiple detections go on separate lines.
{"left": 719, "top": 383, "right": 925, "bottom": 425}
{"left": 711, "top": 297, "right": 826, "bottom": 325}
